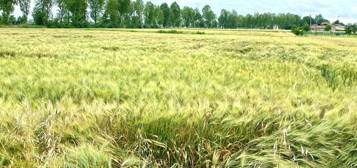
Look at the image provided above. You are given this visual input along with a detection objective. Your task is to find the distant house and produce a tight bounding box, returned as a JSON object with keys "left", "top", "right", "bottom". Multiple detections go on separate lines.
{"left": 311, "top": 22, "right": 329, "bottom": 31}
{"left": 311, "top": 24, "right": 325, "bottom": 31}
{"left": 332, "top": 24, "right": 345, "bottom": 31}
{"left": 311, "top": 22, "right": 345, "bottom": 31}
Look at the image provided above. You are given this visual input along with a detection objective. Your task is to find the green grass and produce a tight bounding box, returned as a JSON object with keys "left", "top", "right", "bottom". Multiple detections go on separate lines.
{"left": 0, "top": 24, "right": 47, "bottom": 28}
{"left": 157, "top": 29, "right": 184, "bottom": 34}
{"left": 0, "top": 28, "right": 356, "bottom": 167}
{"left": 306, "top": 31, "right": 357, "bottom": 37}
{"left": 195, "top": 31, "right": 205, "bottom": 34}
{"left": 157, "top": 29, "right": 205, "bottom": 35}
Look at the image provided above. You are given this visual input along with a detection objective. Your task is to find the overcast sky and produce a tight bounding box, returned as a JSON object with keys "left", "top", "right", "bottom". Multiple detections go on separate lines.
{"left": 14, "top": 0, "right": 357, "bottom": 23}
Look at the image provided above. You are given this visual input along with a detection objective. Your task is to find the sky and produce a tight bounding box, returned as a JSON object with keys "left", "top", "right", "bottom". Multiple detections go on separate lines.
{"left": 13, "top": 0, "right": 357, "bottom": 23}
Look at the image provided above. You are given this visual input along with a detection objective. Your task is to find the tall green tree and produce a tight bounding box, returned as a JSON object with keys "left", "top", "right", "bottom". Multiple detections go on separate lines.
{"left": 169, "top": 2, "right": 181, "bottom": 27}
{"left": 118, "top": 0, "right": 131, "bottom": 27}
{"left": 218, "top": 9, "right": 238, "bottom": 28}
{"left": 182, "top": 6, "right": 195, "bottom": 27}
{"left": 218, "top": 9, "right": 229, "bottom": 28}
{"left": 160, "top": 3, "right": 170, "bottom": 27}
{"left": 0, "top": 0, "right": 16, "bottom": 24}
{"left": 154, "top": 5, "right": 163, "bottom": 27}
{"left": 7, "top": 0, "right": 332, "bottom": 30}
{"left": 55, "top": 0, "right": 69, "bottom": 24}
{"left": 302, "top": 16, "right": 314, "bottom": 25}
{"left": 88, "top": 0, "right": 105, "bottom": 24}
{"left": 228, "top": 10, "right": 238, "bottom": 28}
{"left": 17, "top": 0, "right": 31, "bottom": 23}
{"left": 32, "top": 0, "right": 53, "bottom": 25}
{"left": 104, "top": 0, "right": 120, "bottom": 27}
{"left": 131, "top": 0, "right": 144, "bottom": 27}
{"left": 345, "top": 24, "right": 356, "bottom": 34}
{"left": 315, "top": 14, "right": 328, "bottom": 25}
{"left": 66, "top": 0, "right": 88, "bottom": 27}
{"left": 193, "top": 8, "right": 203, "bottom": 27}
{"left": 202, "top": 5, "right": 216, "bottom": 28}
{"left": 333, "top": 20, "right": 342, "bottom": 25}
{"left": 144, "top": 1, "right": 155, "bottom": 27}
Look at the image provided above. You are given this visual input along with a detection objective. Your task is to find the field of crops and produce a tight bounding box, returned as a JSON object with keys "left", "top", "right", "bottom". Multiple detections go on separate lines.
{"left": 0, "top": 28, "right": 356, "bottom": 167}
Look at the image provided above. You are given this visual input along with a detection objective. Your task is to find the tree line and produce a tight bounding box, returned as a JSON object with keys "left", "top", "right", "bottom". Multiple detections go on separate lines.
{"left": 0, "top": 0, "right": 340, "bottom": 29}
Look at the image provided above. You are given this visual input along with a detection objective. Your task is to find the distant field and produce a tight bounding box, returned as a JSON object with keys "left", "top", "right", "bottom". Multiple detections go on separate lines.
{"left": 0, "top": 28, "right": 356, "bottom": 167}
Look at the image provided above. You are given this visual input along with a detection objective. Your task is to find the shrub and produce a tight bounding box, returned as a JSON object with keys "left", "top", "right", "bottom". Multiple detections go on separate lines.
{"left": 302, "top": 24, "right": 311, "bottom": 32}
{"left": 292, "top": 26, "right": 305, "bottom": 36}
{"left": 195, "top": 31, "right": 205, "bottom": 34}
{"left": 345, "top": 24, "right": 357, "bottom": 35}
{"left": 325, "top": 25, "right": 332, "bottom": 31}
{"left": 157, "top": 30, "right": 183, "bottom": 34}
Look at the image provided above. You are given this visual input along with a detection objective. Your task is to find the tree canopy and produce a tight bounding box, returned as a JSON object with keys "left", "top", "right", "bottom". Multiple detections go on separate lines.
{"left": 0, "top": 0, "right": 338, "bottom": 29}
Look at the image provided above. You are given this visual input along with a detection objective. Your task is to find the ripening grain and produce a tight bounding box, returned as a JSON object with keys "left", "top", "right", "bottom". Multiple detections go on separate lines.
{"left": 0, "top": 28, "right": 356, "bottom": 167}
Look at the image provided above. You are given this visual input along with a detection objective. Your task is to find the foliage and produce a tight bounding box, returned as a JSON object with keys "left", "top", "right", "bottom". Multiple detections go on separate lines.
{"left": 109, "top": 0, "right": 120, "bottom": 24}
{"left": 0, "top": 28, "right": 356, "bottom": 167}
{"left": 218, "top": 9, "right": 231, "bottom": 28}
{"left": 17, "top": 0, "right": 31, "bottom": 23}
{"left": 143, "top": 1, "right": 155, "bottom": 27}
{"left": 302, "top": 16, "right": 314, "bottom": 25}
{"left": 169, "top": 2, "right": 181, "bottom": 27}
{"left": 333, "top": 20, "right": 342, "bottom": 25}
{"left": 157, "top": 29, "right": 183, "bottom": 34}
{"left": 302, "top": 24, "right": 311, "bottom": 32}
{"left": 345, "top": 24, "right": 357, "bottom": 35}
{"left": 315, "top": 14, "right": 329, "bottom": 25}
{"left": 193, "top": 8, "right": 204, "bottom": 27}
{"left": 0, "top": 0, "right": 16, "bottom": 24}
{"left": 202, "top": 5, "right": 216, "bottom": 28}
{"left": 0, "top": 0, "right": 337, "bottom": 29}
{"left": 324, "top": 24, "right": 332, "bottom": 31}
{"left": 66, "top": 0, "right": 89, "bottom": 27}
{"left": 32, "top": 0, "right": 53, "bottom": 25}
{"left": 181, "top": 6, "right": 195, "bottom": 28}
{"left": 159, "top": 3, "right": 170, "bottom": 27}
{"left": 88, "top": 0, "right": 105, "bottom": 25}
{"left": 131, "top": 0, "right": 144, "bottom": 28}
{"left": 292, "top": 26, "right": 305, "bottom": 36}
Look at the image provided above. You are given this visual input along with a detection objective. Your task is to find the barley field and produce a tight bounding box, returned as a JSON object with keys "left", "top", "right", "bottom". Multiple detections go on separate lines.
{"left": 0, "top": 28, "right": 356, "bottom": 167}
